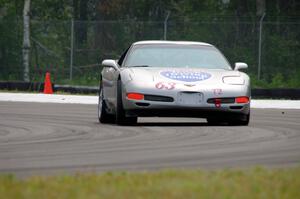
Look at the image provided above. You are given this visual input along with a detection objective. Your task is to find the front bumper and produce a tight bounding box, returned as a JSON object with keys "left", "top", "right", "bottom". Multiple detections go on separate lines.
{"left": 122, "top": 82, "right": 251, "bottom": 118}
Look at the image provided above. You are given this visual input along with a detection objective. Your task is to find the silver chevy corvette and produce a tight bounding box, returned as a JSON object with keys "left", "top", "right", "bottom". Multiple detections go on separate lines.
{"left": 98, "top": 40, "right": 250, "bottom": 125}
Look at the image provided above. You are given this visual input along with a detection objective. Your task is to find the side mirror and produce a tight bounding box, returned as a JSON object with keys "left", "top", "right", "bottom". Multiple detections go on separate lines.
{"left": 102, "top": 59, "right": 119, "bottom": 70}
{"left": 234, "top": 62, "right": 248, "bottom": 71}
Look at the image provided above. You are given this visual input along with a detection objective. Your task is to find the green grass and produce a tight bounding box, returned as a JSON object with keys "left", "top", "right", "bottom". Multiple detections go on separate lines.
{"left": 1, "top": 167, "right": 300, "bottom": 199}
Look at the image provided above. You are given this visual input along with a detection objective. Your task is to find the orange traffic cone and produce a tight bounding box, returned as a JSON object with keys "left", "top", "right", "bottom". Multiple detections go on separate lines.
{"left": 43, "top": 72, "right": 53, "bottom": 94}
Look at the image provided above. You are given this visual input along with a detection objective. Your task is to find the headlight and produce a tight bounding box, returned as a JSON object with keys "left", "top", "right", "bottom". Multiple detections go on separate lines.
{"left": 223, "top": 76, "right": 245, "bottom": 85}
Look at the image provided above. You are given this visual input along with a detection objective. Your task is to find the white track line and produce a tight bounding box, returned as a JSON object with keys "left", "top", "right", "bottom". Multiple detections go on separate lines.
{"left": 0, "top": 92, "right": 300, "bottom": 109}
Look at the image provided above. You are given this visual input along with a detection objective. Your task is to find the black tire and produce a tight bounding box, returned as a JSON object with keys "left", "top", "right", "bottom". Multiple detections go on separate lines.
{"left": 207, "top": 113, "right": 250, "bottom": 126}
{"left": 98, "top": 84, "right": 115, "bottom": 124}
{"left": 116, "top": 80, "right": 137, "bottom": 125}
{"left": 228, "top": 113, "right": 250, "bottom": 126}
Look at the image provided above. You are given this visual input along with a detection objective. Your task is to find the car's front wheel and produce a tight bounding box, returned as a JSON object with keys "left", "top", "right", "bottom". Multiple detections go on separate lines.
{"left": 207, "top": 112, "right": 250, "bottom": 126}
{"left": 98, "top": 84, "right": 115, "bottom": 124}
{"left": 228, "top": 113, "right": 250, "bottom": 126}
{"left": 116, "top": 80, "right": 137, "bottom": 125}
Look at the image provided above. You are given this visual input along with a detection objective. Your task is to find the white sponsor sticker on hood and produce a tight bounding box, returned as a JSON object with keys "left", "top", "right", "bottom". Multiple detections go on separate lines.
{"left": 160, "top": 70, "right": 211, "bottom": 82}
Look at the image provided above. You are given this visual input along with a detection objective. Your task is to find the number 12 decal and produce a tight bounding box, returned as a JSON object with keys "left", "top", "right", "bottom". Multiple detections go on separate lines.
{"left": 155, "top": 82, "right": 176, "bottom": 90}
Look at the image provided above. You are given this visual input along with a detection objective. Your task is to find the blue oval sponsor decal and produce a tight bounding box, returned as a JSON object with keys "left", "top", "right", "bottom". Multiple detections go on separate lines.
{"left": 160, "top": 70, "right": 211, "bottom": 82}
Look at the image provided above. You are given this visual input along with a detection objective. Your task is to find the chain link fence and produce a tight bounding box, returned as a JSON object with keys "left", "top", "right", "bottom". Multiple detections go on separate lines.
{"left": 0, "top": 19, "right": 299, "bottom": 87}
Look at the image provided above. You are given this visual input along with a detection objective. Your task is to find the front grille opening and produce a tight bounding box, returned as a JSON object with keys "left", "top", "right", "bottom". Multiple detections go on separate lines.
{"left": 207, "top": 98, "right": 235, "bottom": 104}
{"left": 135, "top": 102, "right": 150, "bottom": 107}
{"left": 230, "top": 106, "right": 243, "bottom": 109}
{"left": 144, "top": 95, "right": 174, "bottom": 102}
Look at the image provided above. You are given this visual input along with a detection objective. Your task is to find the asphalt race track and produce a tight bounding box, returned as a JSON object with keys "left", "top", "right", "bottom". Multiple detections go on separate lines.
{"left": 0, "top": 101, "right": 299, "bottom": 177}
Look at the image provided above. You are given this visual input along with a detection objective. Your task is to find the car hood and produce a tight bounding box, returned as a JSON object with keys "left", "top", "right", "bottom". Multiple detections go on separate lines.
{"left": 123, "top": 67, "right": 242, "bottom": 85}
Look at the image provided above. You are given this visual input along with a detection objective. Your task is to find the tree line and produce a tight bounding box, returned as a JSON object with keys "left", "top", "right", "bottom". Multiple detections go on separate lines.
{"left": 0, "top": 0, "right": 299, "bottom": 87}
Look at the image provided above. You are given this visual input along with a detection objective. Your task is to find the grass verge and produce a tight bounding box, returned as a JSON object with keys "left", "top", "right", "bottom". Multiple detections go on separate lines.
{"left": 0, "top": 167, "right": 300, "bottom": 199}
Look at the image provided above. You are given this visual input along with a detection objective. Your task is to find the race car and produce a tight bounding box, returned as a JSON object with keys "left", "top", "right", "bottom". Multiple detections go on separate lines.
{"left": 98, "top": 40, "right": 250, "bottom": 125}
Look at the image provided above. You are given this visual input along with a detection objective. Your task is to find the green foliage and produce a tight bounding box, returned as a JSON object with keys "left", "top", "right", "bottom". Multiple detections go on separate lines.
{"left": 31, "top": 0, "right": 73, "bottom": 20}
{"left": 0, "top": 19, "right": 22, "bottom": 80}
{"left": 250, "top": 71, "right": 300, "bottom": 88}
{"left": 0, "top": 167, "right": 300, "bottom": 199}
{"left": 0, "top": 0, "right": 299, "bottom": 88}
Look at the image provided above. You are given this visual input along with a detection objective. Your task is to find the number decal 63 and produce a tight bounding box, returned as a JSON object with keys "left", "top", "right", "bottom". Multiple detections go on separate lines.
{"left": 155, "top": 82, "right": 176, "bottom": 90}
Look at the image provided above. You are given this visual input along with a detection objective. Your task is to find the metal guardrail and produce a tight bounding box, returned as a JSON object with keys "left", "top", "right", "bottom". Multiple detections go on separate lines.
{"left": 0, "top": 82, "right": 300, "bottom": 99}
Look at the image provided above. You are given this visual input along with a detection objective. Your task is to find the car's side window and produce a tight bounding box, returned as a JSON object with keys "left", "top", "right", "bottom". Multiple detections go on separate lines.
{"left": 118, "top": 46, "right": 131, "bottom": 66}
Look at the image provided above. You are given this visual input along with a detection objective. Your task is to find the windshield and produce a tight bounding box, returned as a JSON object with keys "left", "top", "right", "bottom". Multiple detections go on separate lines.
{"left": 124, "top": 44, "right": 232, "bottom": 70}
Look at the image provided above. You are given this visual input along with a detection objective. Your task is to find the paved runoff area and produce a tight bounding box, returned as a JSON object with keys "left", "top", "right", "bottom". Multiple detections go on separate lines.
{"left": 0, "top": 92, "right": 299, "bottom": 177}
